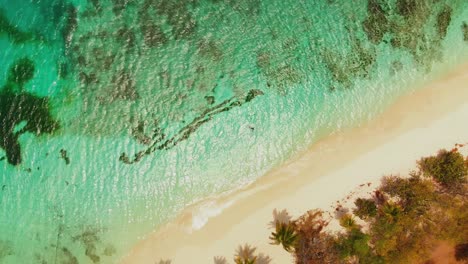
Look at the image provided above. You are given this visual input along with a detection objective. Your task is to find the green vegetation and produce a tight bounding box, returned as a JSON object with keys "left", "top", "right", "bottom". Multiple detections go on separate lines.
{"left": 353, "top": 198, "right": 377, "bottom": 219}
{"left": 265, "top": 148, "right": 468, "bottom": 263}
{"left": 269, "top": 222, "right": 297, "bottom": 252}
{"left": 418, "top": 149, "right": 468, "bottom": 186}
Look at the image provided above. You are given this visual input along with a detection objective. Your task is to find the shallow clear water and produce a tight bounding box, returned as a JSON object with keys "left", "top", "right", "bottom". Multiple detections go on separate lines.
{"left": 0, "top": 0, "right": 467, "bottom": 263}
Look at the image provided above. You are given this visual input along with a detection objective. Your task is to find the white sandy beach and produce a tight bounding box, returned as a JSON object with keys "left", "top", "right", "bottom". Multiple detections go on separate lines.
{"left": 122, "top": 65, "right": 468, "bottom": 264}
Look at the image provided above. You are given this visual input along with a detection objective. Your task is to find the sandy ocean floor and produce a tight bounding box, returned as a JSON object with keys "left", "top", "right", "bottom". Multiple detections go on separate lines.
{"left": 122, "top": 64, "right": 468, "bottom": 263}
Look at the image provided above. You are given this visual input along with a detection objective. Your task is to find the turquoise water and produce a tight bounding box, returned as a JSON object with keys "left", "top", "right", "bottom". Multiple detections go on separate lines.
{"left": 0, "top": 0, "right": 467, "bottom": 262}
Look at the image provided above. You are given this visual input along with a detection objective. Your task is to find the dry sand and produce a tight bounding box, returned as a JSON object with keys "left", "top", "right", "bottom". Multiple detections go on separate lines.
{"left": 122, "top": 65, "right": 468, "bottom": 264}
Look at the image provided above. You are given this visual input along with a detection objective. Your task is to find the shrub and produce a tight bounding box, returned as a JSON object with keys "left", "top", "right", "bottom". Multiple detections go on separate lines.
{"left": 455, "top": 244, "right": 468, "bottom": 261}
{"left": 353, "top": 198, "right": 377, "bottom": 219}
{"left": 418, "top": 149, "right": 467, "bottom": 186}
{"left": 379, "top": 176, "right": 434, "bottom": 213}
{"left": 293, "top": 210, "right": 340, "bottom": 264}
{"left": 335, "top": 228, "right": 372, "bottom": 260}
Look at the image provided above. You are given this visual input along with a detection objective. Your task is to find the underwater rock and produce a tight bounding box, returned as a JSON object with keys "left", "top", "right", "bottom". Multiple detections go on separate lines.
{"left": 204, "top": 95, "right": 215, "bottom": 105}
{"left": 60, "top": 149, "right": 70, "bottom": 165}
{"left": 245, "top": 89, "right": 264, "bottom": 102}
{"left": 131, "top": 121, "right": 152, "bottom": 145}
{"left": 120, "top": 89, "right": 264, "bottom": 164}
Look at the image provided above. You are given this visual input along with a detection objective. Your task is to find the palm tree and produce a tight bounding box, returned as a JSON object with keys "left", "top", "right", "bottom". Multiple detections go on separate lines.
{"left": 269, "top": 209, "right": 292, "bottom": 228}
{"left": 269, "top": 222, "right": 298, "bottom": 252}
{"left": 213, "top": 256, "right": 228, "bottom": 264}
{"left": 339, "top": 214, "right": 357, "bottom": 230}
{"left": 234, "top": 244, "right": 257, "bottom": 264}
{"left": 380, "top": 202, "right": 402, "bottom": 223}
{"left": 256, "top": 253, "right": 272, "bottom": 264}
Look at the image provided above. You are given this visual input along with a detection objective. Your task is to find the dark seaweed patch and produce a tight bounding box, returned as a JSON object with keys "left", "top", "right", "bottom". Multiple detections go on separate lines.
{"left": 62, "top": 4, "right": 78, "bottom": 50}
{"left": 256, "top": 50, "right": 302, "bottom": 93}
{"left": 0, "top": 240, "right": 13, "bottom": 261}
{"left": 79, "top": 72, "right": 98, "bottom": 85}
{"left": 120, "top": 89, "right": 263, "bottom": 164}
{"left": 463, "top": 22, "right": 468, "bottom": 42}
{"left": 321, "top": 36, "right": 376, "bottom": 88}
{"left": 58, "top": 62, "right": 69, "bottom": 79}
{"left": 115, "top": 27, "right": 136, "bottom": 49}
{"left": 72, "top": 228, "right": 102, "bottom": 263}
{"left": 0, "top": 59, "right": 59, "bottom": 166}
{"left": 197, "top": 39, "right": 223, "bottom": 61}
{"left": 154, "top": 0, "right": 198, "bottom": 39}
{"left": 211, "top": 0, "right": 261, "bottom": 16}
{"left": 362, "top": 0, "right": 389, "bottom": 44}
{"left": 0, "top": 92, "right": 60, "bottom": 165}
{"left": 0, "top": 9, "right": 34, "bottom": 43}
{"left": 395, "top": 0, "right": 417, "bottom": 18}
{"left": 90, "top": 0, "right": 102, "bottom": 12}
{"left": 7, "top": 58, "right": 35, "bottom": 89}
{"left": 109, "top": 71, "right": 139, "bottom": 102}
{"left": 58, "top": 247, "right": 78, "bottom": 264}
{"left": 436, "top": 6, "right": 452, "bottom": 39}
{"left": 103, "top": 245, "right": 116, "bottom": 256}
{"left": 111, "top": 0, "right": 129, "bottom": 16}
{"left": 140, "top": 22, "right": 167, "bottom": 47}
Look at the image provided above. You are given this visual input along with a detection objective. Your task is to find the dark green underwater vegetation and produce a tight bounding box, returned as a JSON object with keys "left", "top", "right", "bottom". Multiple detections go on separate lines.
{"left": 463, "top": 22, "right": 468, "bottom": 42}
{"left": 0, "top": 58, "right": 59, "bottom": 165}
{"left": 0, "top": 9, "right": 34, "bottom": 43}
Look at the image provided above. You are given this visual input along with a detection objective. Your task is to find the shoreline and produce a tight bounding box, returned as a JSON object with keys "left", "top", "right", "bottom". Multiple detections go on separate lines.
{"left": 122, "top": 64, "right": 468, "bottom": 263}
